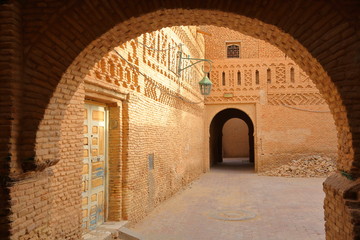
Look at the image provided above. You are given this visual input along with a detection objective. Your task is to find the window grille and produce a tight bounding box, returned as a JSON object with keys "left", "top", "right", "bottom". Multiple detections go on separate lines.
{"left": 227, "top": 45, "right": 240, "bottom": 58}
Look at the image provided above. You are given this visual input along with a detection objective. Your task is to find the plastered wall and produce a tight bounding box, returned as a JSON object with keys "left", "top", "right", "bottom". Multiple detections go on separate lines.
{"left": 222, "top": 118, "right": 250, "bottom": 158}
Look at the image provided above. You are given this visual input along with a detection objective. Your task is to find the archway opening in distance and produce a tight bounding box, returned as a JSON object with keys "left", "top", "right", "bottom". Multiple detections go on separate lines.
{"left": 210, "top": 108, "right": 254, "bottom": 170}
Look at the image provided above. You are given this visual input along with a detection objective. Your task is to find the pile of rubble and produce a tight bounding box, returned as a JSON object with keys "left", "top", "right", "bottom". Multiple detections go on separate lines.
{"left": 259, "top": 155, "right": 336, "bottom": 177}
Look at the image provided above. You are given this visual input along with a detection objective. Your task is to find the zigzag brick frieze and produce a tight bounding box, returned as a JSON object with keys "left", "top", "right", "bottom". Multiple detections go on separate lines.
{"left": 268, "top": 93, "right": 326, "bottom": 105}
{"left": 205, "top": 95, "right": 260, "bottom": 104}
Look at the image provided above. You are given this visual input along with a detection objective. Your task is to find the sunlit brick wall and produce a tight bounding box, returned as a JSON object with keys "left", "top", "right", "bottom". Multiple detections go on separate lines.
{"left": 204, "top": 26, "right": 337, "bottom": 171}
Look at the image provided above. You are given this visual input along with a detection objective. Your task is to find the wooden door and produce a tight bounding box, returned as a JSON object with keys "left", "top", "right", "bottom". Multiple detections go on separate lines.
{"left": 82, "top": 103, "right": 107, "bottom": 230}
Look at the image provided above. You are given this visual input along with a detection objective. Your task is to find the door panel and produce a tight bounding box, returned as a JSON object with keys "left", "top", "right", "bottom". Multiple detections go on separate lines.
{"left": 82, "top": 103, "right": 107, "bottom": 231}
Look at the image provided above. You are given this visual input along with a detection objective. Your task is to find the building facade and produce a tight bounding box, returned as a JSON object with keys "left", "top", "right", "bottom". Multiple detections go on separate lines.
{"left": 203, "top": 26, "right": 337, "bottom": 172}
{"left": 8, "top": 26, "right": 207, "bottom": 239}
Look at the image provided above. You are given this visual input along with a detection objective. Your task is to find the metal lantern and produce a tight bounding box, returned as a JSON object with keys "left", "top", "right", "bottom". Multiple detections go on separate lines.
{"left": 198, "top": 75, "right": 212, "bottom": 95}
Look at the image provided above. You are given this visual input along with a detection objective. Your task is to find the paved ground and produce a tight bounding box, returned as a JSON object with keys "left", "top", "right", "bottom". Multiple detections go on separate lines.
{"left": 131, "top": 159, "right": 326, "bottom": 240}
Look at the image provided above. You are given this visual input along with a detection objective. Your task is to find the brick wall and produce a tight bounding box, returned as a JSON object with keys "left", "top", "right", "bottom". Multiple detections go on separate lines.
{"left": 8, "top": 26, "right": 206, "bottom": 239}
{"left": 0, "top": 1, "right": 22, "bottom": 238}
{"left": 9, "top": 172, "right": 53, "bottom": 239}
{"left": 203, "top": 25, "right": 285, "bottom": 60}
{"left": 122, "top": 95, "right": 204, "bottom": 222}
{"left": 102, "top": 26, "right": 206, "bottom": 223}
{"left": 259, "top": 104, "right": 337, "bottom": 171}
{"left": 222, "top": 118, "right": 249, "bottom": 158}
{"left": 48, "top": 79, "right": 84, "bottom": 238}
{"left": 323, "top": 174, "right": 360, "bottom": 239}
{"left": 204, "top": 26, "right": 337, "bottom": 171}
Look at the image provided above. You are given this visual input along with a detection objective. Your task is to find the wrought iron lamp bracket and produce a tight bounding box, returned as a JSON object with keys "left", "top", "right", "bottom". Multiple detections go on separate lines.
{"left": 176, "top": 45, "right": 213, "bottom": 96}
{"left": 177, "top": 47, "right": 212, "bottom": 76}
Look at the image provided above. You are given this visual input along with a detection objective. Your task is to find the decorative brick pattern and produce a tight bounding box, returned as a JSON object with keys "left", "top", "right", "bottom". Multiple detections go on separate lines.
{"left": 204, "top": 26, "right": 338, "bottom": 174}
{"left": 10, "top": 26, "right": 205, "bottom": 239}
{"left": 205, "top": 58, "right": 319, "bottom": 105}
{"left": 268, "top": 93, "right": 326, "bottom": 106}
{"left": 275, "top": 65, "right": 286, "bottom": 84}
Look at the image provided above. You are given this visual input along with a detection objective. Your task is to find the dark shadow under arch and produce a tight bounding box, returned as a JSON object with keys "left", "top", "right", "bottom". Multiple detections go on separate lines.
{"left": 210, "top": 108, "right": 254, "bottom": 167}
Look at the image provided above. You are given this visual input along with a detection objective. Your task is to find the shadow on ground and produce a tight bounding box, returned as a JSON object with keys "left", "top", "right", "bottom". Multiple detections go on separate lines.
{"left": 211, "top": 158, "right": 255, "bottom": 173}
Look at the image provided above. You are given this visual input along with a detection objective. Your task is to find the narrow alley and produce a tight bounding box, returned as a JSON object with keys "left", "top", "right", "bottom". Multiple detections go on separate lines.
{"left": 131, "top": 159, "right": 325, "bottom": 240}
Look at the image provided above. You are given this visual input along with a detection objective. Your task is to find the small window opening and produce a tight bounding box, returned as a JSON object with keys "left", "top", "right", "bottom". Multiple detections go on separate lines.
{"left": 267, "top": 68, "right": 271, "bottom": 84}
{"left": 237, "top": 71, "right": 241, "bottom": 85}
{"left": 290, "top": 67, "right": 295, "bottom": 83}
{"left": 255, "top": 70, "right": 260, "bottom": 85}
{"left": 222, "top": 72, "right": 226, "bottom": 86}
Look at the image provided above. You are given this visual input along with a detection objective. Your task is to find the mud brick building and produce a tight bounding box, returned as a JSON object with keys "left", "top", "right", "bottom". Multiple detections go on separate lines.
{"left": 203, "top": 26, "right": 337, "bottom": 172}
{"left": 1, "top": 1, "right": 360, "bottom": 239}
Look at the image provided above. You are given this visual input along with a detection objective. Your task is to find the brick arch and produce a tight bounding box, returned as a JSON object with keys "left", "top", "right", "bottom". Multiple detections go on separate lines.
{"left": 209, "top": 108, "right": 255, "bottom": 166}
{"left": 20, "top": 3, "right": 358, "bottom": 177}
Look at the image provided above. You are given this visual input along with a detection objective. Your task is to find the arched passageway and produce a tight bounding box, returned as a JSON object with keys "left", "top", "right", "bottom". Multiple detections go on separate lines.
{"left": 210, "top": 109, "right": 254, "bottom": 167}
{"left": 1, "top": 1, "right": 360, "bottom": 239}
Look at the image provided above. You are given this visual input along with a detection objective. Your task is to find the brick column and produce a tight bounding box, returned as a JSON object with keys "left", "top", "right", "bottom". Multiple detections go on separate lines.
{"left": 324, "top": 173, "right": 360, "bottom": 239}
{"left": 0, "top": 0, "right": 23, "bottom": 237}
{"left": 108, "top": 104, "right": 123, "bottom": 220}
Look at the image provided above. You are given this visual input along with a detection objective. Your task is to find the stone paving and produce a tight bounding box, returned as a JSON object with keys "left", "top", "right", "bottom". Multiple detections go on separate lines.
{"left": 131, "top": 159, "right": 326, "bottom": 240}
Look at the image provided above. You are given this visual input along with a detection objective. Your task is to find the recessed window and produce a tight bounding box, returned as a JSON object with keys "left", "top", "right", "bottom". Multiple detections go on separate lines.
{"left": 255, "top": 70, "right": 260, "bottom": 85}
{"left": 290, "top": 67, "right": 295, "bottom": 83}
{"left": 227, "top": 44, "right": 240, "bottom": 58}
{"left": 267, "top": 68, "right": 271, "bottom": 84}
{"left": 222, "top": 72, "right": 226, "bottom": 86}
{"left": 237, "top": 71, "right": 241, "bottom": 85}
